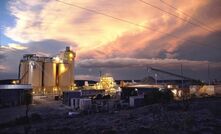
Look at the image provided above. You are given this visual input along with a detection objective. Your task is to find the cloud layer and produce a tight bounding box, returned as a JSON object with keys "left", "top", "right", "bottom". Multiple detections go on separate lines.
{"left": 1, "top": 0, "right": 221, "bottom": 80}
{"left": 5, "top": 0, "right": 221, "bottom": 58}
{"left": 78, "top": 58, "right": 211, "bottom": 68}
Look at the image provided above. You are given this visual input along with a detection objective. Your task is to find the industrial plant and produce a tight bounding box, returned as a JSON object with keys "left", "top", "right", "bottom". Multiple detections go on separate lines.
{"left": 0, "top": 46, "right": 221, "bottom": 108}
{"left": 0, "top": 47, "right": 221, "bottom": 134}
{"left": 19, "top": 46, "right": 76, "bottom": 95}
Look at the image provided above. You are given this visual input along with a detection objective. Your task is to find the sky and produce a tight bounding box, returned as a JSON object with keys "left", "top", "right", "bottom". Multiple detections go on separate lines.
{"left": 0, "top": 0, "right": 221, "bottom": 81}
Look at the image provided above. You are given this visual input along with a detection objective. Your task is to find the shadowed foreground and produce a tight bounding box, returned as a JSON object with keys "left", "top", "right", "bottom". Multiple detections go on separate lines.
{"left": 0, "top": 97, "right": 221, "bottom": 134}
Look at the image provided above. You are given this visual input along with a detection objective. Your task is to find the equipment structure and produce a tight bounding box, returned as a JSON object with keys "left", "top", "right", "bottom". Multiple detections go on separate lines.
{"left": 19, "top": 47, "right": 76, "bottom": 95}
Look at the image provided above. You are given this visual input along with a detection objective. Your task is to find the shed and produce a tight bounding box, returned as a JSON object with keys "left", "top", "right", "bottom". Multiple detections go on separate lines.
{"left": 0, "top": 84, "right": 32, "bottom": 107}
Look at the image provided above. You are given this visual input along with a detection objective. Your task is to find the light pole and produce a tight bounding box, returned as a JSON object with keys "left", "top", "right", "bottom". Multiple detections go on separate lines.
{"left": 155, "top": 73, "right": 158, "bottom": 85}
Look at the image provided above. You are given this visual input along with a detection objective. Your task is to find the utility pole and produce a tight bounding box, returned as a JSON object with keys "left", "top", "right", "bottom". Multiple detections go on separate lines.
{"left": 208, "top": 63, "right": 210, "bottom": 85}
{"left": 181, "top": 64, "right": 184, "bottom": 89}
{"left": 99, "top": 70, "right": 102, "bottom": 77}
{"left": 146, "top": 66, "right": 150, "bottom": 78}
{"left": 155, "top": 73, "right": 158, "bottom": 85}
{"left": 181, "top": 63, "right": 188, "bottom": 110}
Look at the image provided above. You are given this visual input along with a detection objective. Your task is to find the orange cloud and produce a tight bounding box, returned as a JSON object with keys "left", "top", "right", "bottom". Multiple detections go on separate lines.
{"left": 4, "top": 0, "right": 221, "bottom": 60}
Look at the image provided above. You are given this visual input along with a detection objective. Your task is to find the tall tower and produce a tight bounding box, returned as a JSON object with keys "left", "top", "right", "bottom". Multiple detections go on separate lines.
{"left": 57, "top": 46, "right": 76, "bottom": 92}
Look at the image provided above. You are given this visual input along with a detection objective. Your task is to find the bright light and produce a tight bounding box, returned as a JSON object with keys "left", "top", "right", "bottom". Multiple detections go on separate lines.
{"left": 171, "top": 89, "right": 177, "bottom": 96}
{"left": 54, "top": 57, "right": 60, "bottom": 62}
{"left": 167, "top": 85, "right": 172, "bottom": 88}
{"left": 69, "top": 53, "right": 73, "bottom": 58}
{"left": 59, "top": 64, "right": 67, "bottom": 74}
{"left": 12, "top": 80, "right": 17, "bottom": 84}
{"left": 118, "top": 87, "right": 122, "bottom": 92}
{"left": 53, "top": 87, "right": 58, "bottom": 91}
{"left": 54, "top": 56, "right": 63, "bottom": 63}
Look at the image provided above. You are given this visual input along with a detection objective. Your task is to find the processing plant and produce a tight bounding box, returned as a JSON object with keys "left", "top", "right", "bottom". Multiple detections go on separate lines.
{"left": 18, "top": 47, "right": 76, "bottom": 95}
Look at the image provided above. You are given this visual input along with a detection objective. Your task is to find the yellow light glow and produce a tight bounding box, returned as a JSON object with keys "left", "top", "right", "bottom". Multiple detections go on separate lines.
{"left": 53, "top": 87, "right": 58, "bottom": 91}
{"left": 69, "top": 53, "right": 73, "bottom": 58}
{"left": 54, "top": 56, "right": 61, "bottom": 63}
{"left": 171, "top": 89, "right": 177, "bottom": 96}
{"left": 59, "top": 64, "right": 67, "bottom": 74}
{"left": 12, "top": 80, "right": 17, "bottom": 84}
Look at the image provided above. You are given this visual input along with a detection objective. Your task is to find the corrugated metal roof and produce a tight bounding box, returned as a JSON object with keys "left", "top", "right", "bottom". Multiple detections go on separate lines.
{"left": 0, "top": 84, "right": 32, "bottom": 89}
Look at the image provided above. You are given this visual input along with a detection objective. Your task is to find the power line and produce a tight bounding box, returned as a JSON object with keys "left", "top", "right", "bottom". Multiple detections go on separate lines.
{"left": 159, "top": 0, "right": 216, "bottom": 32}
{"left": 54, "top": 0, "right": 176, "bottom": 36}
{"left": 55, "top": 0, "right": 156, "bottom": 31}
{"left": 138, "top": 0, "right": 214, "bottom": 33}
{"left": 54, "top": 0, "right": 219, "bottom": 50}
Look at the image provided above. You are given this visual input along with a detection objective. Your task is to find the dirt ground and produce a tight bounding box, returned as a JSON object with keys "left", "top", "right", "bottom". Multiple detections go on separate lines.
{"left": 0, "top": 96, "right": 221, "bottom": 134}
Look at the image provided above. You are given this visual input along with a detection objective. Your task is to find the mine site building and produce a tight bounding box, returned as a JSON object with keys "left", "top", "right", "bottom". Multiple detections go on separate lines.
{"left": 18, "top": 47, "right": 76, "bottom": 95}
{"left": 0, "top": 84, "right": 32, "bottom": 107}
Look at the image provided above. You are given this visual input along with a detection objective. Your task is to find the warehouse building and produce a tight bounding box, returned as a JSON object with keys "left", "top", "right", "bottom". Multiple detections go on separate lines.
{"left": 0, "top": 84, "right": 32, "bottom": 107}
{"left": 63, "top": 89, "right": 105, "bottom": 106}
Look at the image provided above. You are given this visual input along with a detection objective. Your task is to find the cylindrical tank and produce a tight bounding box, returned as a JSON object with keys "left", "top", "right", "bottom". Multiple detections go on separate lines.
{"left": 19, "top": 60, "right": 43, "bottom": 94}
{"left": 43, "top": 62, "right": 57, "bottom": 94}
{"left": 19, "top": 61, "right": 29, "bottom": 84}
{"left": 28, "top": 61, "right": 43, "bottom": 94}
{"left": 58, "top": 63, "right": 73, "bottom": 91}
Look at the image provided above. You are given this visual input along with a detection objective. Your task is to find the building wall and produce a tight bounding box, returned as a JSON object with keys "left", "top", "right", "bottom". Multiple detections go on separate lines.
{"left": 0, "top": 88, "right": 32, "bottom": 107}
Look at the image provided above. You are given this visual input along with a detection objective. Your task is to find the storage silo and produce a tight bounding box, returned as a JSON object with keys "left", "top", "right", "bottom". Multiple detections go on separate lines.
{"left": 28, "top": 61, "right": 43, "bottom": 94}
{"left": 18, "top": 47, "right": 76, "bottom": 95}
{"left": 19, "top": 61, "right": 29, "bottom": 84}
{"left": 57, "top": 47, "right": 76, "bottom": 92}
{"left": 19, "top": 60, "right": 43, "bottom": 94}
{"left": 43, "top": 62, "right": 57, "bottom": 94}
{"left": 58, "top": 63, "right": 73, "bottom": 92}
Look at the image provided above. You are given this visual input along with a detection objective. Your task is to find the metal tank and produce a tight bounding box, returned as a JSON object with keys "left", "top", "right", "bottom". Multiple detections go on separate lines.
{"left": 43, "top": 62, "right": 57, "bottom": 94}
{"left": 18, "top": 47, "right": 76, "bottom": 95}
{"left": 57, "top": 47, "right": 76, "bottom": 93}
{"left": 19, "top": 60, "right": 43, "bottom": 94}
{"left": 19, "top": 61, "right": 29, "bottom": 84}
{"left": 58, "top": 63, "right": 73, "bottom": 92}
{"left": 28, "top": 61, "right": 43, "bottom": 94}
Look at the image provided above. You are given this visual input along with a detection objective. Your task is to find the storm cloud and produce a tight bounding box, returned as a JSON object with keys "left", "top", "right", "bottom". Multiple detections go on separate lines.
{"left": 1, "top": 0, "right": 221, "bottom": 81}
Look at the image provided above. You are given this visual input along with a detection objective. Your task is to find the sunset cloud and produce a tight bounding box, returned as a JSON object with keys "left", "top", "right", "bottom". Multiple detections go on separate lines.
{"left": 5, "top": 0, "right": 221, "bottom": 58}
{"left": 1, "top": 0, "right": 221, "bottom": 80}
{"left": 0, "top": 43, "right": 27, "bottom": 50}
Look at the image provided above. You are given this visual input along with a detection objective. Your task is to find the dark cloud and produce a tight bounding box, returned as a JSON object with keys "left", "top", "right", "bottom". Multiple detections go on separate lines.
{"left": 77, "top": 58, "right": 221, "bottom": 81}
{"left": 0, "top": 39, "right": 75, "bottom": 79}
{"left": 194, "top": 0, "right": 221, "bottom": 23}
{"left": 0, "top": 47, "right": 8, "bottom": 63}
{"left": 0, "top": 54, "right": 6, "bottom": 61}
{"left": 0, "top": 72, "right": 17, "bottom": 80}
{"left": 77, "top": 58, "right": 212, "bottom": 69}
{"left": 24, "top": 39, "right": 77, "bottom": 56}
{"left": 174, "top": 30, "right": 221, "bottom": 62}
